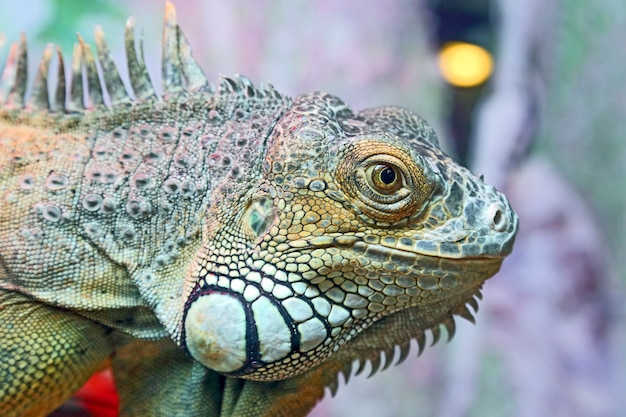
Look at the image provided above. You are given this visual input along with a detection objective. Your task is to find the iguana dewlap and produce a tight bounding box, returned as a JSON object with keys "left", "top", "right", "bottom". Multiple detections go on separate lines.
{"left": 0, "top": 3, "right": 518, "bottom": 416}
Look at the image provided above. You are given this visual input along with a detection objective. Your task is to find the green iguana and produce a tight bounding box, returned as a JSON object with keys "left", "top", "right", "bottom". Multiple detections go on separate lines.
{"left": 0, "top": 3, "right": 518, "bottom": 416}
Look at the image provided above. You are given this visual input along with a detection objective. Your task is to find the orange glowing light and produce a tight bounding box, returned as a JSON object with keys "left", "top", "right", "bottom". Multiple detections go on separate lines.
{"left": 438, "top": 42, "right": 493, "bottom": 87}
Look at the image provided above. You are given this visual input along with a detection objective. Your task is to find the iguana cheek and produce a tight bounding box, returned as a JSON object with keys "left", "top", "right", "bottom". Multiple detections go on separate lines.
{"left": 184, "top": 290, "right": 331, "bottom": 377}
{"left": 184, "top": 291, "right": 301, "bottom": 374}
{"left": 184, "top": 293, "right": 248, "bottom": 373}
{"left": 249, "top": 296, "right": 292, "bottom": 362}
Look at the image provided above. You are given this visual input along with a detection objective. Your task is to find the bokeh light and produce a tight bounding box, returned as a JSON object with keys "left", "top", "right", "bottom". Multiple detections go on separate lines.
{"left": 438, "top": 42, "right": 493, "bottom": 87}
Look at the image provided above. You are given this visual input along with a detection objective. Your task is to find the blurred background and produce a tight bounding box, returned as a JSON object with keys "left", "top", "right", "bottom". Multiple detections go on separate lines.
{"left": 1, "top": 0, "right": 624, "bottom": 416}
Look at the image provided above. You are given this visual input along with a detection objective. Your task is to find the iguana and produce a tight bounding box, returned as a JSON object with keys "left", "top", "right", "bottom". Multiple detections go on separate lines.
{"left": 0, "top": 3, "right": 518, "bottom": 416}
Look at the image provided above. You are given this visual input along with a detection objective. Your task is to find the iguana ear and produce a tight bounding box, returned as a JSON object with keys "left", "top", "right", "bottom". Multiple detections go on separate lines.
{"left": 240, "top": 197, "right": 278, "bottom": 244}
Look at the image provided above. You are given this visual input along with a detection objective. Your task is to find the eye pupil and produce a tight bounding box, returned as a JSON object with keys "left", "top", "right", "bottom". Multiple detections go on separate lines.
{"left": 366, "top": 164, "right": 403, "bottom": 195}
{"left": 379, "top": 167, "right": 396, "bottom": 185}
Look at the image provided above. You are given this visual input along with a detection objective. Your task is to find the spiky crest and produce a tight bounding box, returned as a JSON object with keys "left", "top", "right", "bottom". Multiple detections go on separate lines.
{"left": 27, "top": 44, "right": 53, "bottom": 110}
{"left": 0, "top": 1, "right": 281, "bottom": 116}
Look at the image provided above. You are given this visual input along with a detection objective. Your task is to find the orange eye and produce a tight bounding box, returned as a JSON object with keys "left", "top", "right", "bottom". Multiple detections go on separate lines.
{"left": 334, "top": 139, "right": 436, "bottom": 222}
{"left": 366, "top": 164, "right": 404, "bottom": 195}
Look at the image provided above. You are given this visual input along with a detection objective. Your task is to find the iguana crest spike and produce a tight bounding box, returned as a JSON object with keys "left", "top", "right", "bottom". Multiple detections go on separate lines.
{"left": 124, "top": 17, "right": 156, "bottom": 101}
{"left": 396, "top": 340, "right": 412, "bottom": 365}
{"left": 430, "top": 325, "right": 442, "bottom": 346}
{"left": 67, "top": 41, "right": 83, "bottom": 112}
{"left": 52, "top": 47, "right": 66, "bottom": 112}
{"left": 78, "top": 34, "right": 104, "bottom": 109}
{"left": 454, "top": 303, "right": 477, "bottom": 324}
{"left": 219, "top": 75, "right": 238, "bottom": 93}
{"left": 94, "top": 25, "right": 131, "bottom": 106}
{"left": 467, "top": 294, "right": 480, "bottom": 312}
{"left": 162, "top": 0, "right": 184, "bottom": 95}
{"left": 0, "top": 35, "right": 27, "bottom": 108}
{"left": 27, "top": 44, "right": 53, "bottom": 111}
{"left": 12, "top": 34, "right": 28, "bottom": 108}
{"left": 176, "top": 25, "right": 209, "bottom": 92}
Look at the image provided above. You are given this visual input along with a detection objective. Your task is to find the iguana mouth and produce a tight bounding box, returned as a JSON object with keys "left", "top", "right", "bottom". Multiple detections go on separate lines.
{"left": 285, "top": 231, "right": 510, "bottom": 261}
{"left": 350, "top": 240, "right": 506, "bottom": 264}
{"left": 282, "top": 235, "right": 506, "bottom": 281}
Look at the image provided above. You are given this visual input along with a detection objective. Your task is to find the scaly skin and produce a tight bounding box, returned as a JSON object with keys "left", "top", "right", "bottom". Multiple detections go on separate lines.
{"left": 0, "top": 3, "right": 518, "bottom": 416}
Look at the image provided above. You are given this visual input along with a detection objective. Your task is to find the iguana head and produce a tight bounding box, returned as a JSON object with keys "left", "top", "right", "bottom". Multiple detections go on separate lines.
{"left": 183, "top": 91, "right": 518, "bottom": 381}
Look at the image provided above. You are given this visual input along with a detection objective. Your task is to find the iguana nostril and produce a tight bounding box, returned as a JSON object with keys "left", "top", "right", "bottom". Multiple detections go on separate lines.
{"left": 488, "top": 204, "right": 507, "bottom": 232}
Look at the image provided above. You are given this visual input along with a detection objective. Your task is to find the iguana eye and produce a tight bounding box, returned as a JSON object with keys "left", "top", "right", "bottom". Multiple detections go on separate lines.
{"left": 366, "top": 164, "right": 404, "bottom": 195}
{"left": 356, "top": 155, "right": 412, "bottom": 207}
{"left": 335, "top": 138, "right": 436, "bottom": 222}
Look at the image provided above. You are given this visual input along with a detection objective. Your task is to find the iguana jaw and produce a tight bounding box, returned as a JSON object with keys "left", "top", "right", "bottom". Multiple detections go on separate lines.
{"left": 182, "top": 238, "right": 503, "bottom": 381}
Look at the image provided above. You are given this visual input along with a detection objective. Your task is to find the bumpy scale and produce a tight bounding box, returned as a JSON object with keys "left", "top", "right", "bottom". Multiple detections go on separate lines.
{"left": 0, "top": 2, "right": 518, "bottom": 417}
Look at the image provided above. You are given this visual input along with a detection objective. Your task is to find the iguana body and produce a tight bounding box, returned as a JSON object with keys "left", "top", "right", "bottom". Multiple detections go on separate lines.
{"left": 0, "top": 3, "right": 518, "bottom": 416}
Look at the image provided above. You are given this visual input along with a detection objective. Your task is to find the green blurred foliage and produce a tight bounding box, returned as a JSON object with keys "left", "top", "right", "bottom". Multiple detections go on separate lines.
{"left": 35, "top": 0, "right": 127, "bottom": 52}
